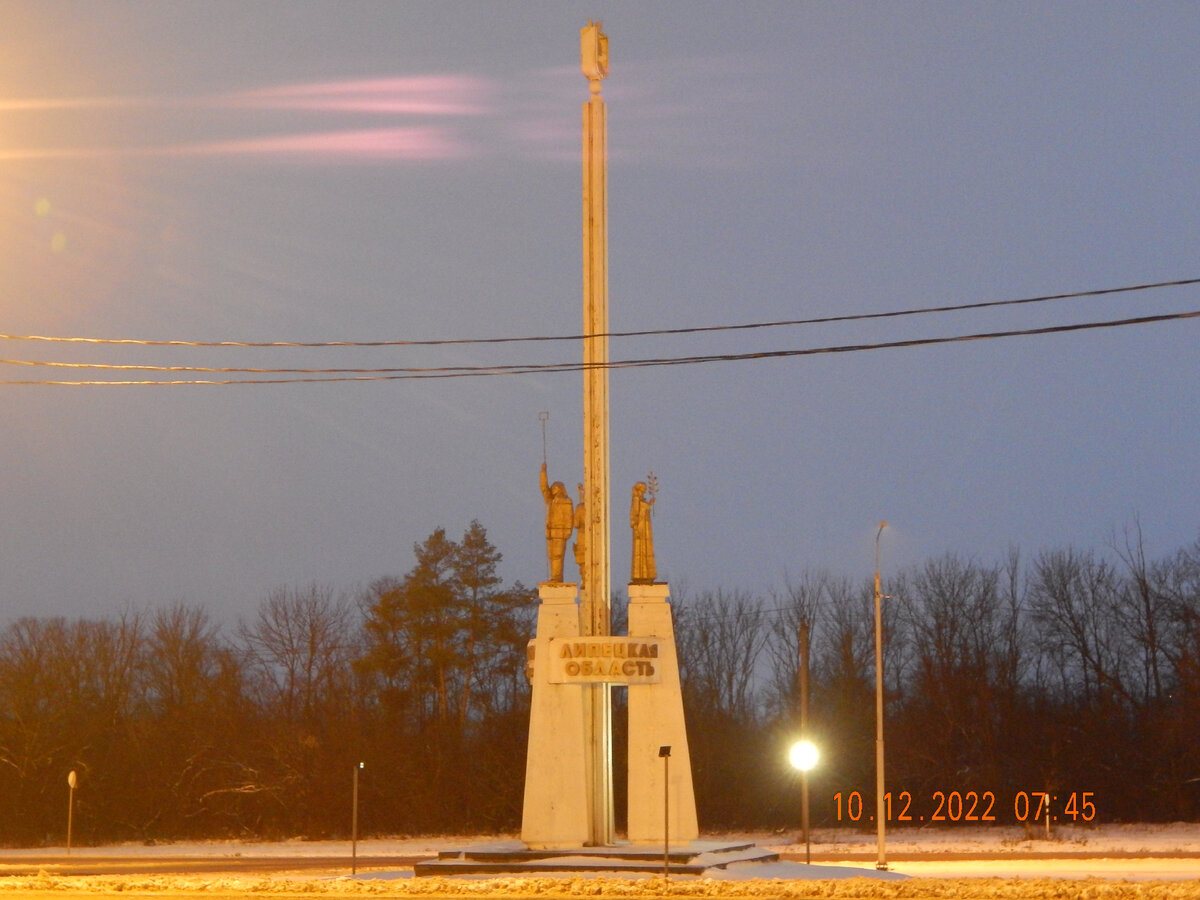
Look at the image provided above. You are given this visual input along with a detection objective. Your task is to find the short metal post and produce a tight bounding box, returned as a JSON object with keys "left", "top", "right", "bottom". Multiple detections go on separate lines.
{"left": 352, "top": 762, "right": 363, "bottom": 874}
{"left": 66, "top": 770, "right": 77, "bottom": 855}
{"left": 659, "top": 746, "right": 671, "bottom": 879}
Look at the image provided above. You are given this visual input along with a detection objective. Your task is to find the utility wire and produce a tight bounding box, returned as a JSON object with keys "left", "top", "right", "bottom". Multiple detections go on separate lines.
{"left": 0, "top": 276, "right": 1195, "bottom": 349}
{"left": 2, "top": 307, "right": 1194, "bottom": 386}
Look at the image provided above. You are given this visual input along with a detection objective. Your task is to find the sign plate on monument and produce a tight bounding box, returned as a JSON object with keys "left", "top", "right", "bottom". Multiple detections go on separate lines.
{"left": 548, "top": 636, "right": 662, "bottom": 684}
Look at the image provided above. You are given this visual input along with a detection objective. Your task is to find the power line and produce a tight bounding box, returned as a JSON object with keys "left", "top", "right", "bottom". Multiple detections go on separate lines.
{"left": 0, "top": 276, "right": 1196, "bottom": 349}
{"left": 3, "top": 307, "right": 1194, "bottom": 386}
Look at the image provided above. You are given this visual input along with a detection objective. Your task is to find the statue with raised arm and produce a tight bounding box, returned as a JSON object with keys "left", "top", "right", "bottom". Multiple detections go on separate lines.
{"left": 540, "top": 463, "right": 574, "bottom": 583}
{"left": 630, "top": 479, "right": 657, "bottom": 583}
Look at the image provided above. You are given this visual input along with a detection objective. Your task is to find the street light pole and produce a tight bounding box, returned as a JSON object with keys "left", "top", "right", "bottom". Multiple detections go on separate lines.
{"left": 873, "top": 521, "right": 889, "bottom": 871}
{"left": 788, "top": 740, "right": 818, "bottom": 864}
{"left": 799, "top": 620, "right": 811, "bottom": 863}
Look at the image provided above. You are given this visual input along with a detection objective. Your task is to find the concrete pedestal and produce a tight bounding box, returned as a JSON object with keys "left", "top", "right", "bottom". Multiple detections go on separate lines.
{"left": 521, "top": 580, "right": 697, "bottom": 848}
{"left": 520, "top": 583, "right": 590, "bottom": 848}
{"left": 626, "top": 582, "right": 699, "bottom": 843}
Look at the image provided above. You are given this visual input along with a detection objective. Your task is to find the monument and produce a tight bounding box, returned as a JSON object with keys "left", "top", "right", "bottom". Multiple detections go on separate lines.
{"left": 522, "top": 466, "right": 697, "bottom": 848}
{"left": 418, "top": 26, "right": 781, "bottom": 872}
{"left": 520, "top": 20, "right": 698, "bottom": 850}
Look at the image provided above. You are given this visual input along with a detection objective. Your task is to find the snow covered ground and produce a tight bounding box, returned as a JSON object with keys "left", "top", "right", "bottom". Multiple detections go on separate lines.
{"left": 7, "top": 821, "right": 1196, "bottom": 858}
{"left": 763, "top": 821, "right": 1200, "bottom": 856}
{"left": 755, "top": 822, "right": 1200, "bottom": 880}
{"left": 2, "top": 823, "right": 1197, "bottom": 884}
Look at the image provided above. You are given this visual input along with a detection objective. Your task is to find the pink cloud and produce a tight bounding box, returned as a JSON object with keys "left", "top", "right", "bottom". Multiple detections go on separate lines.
{"left": 0, "top": 74, "right": 495, "bottom": 163}
{"left": 224, "top": 76, "right": 490, "bottom": 116}
{"left": 0, "top": 128, "right": 470, "bottom": 163}
{"left": 178, "top": 126, "right": 469, "bottom": 161}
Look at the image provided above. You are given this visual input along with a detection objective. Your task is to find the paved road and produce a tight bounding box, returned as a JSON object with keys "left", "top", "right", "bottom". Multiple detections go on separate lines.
{"left": 3, "top": 849, "right": 1198, "bottom": 879}
{"left": 781, "top": 850, "right": 1200, "bottom": 862}
{"left": 0, "top": 854, "right": 430, "bottom": 877}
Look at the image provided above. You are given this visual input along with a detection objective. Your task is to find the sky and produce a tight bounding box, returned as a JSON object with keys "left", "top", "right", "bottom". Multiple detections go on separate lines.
{"left": 1, "top": 2, "right": 1197, "bottom": 625}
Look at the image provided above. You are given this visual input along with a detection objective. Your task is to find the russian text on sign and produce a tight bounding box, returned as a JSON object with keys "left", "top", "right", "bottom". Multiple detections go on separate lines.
{"left": 546, "top": 637, "right": 662, "bottom": 684}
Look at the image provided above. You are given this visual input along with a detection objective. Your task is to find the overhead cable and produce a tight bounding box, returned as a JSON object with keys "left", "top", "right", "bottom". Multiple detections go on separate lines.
{"left": 0, "top": 276, "right": 1196, "bottom": 349}
{"left": 2, "top": 307, "right": 1195, "bottom": 386}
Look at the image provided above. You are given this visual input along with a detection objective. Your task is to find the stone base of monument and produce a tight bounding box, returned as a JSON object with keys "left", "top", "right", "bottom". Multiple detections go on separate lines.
{"left": 413, "top": 840, "right": 778, "bottom": 877}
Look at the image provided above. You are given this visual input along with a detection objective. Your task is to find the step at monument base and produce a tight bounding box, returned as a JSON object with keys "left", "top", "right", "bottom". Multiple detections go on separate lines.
{"left": 414, "top": 840, "right": 778, "bottom": 877}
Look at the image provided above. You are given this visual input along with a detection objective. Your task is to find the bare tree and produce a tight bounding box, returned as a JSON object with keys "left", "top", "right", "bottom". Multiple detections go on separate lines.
{"left": 1029, "top": 548, "right": 1130, "bottom": 706}
{"left": 237, "top": 585, "right": 361, "bottom": 836}
{"left": 239, "top": 585, "right": 356, "bottom": 724}
{"left": 675, "top": 589, "right": 767, "bottom": 723}
{"left": 1111, "top": 520, "right": 1178, "bottom": 706}
{"left": 894, "top": 554, "right": 1024, "bottom": 786}
{"left": 0, "top": 612, "right": 145, "bottom": 841}
{"left": 146, "top": 603, "right": 225, "bottom": 715}
{"left": 763, "top": 571, "right": 827, "bottom": 721}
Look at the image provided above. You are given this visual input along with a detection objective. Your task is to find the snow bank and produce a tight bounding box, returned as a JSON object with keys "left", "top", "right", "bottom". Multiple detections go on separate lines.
{"left": 3, "top": 873, "right": 1200, "bottom": 898}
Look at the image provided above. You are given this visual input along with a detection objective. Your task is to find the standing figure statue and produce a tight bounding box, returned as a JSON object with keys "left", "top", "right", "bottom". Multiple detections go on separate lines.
{"left": 573, "top": 483, "right": 587, "bottom": 588}
{"left": 630, "top": 480, "right": 657, "bottom": 583}
{"left": 540, "top": 463, "right": 575, "bottom": 583}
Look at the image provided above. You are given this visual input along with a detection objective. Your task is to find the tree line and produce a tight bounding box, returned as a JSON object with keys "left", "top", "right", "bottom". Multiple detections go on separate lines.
{"left": 688, "top": 524, "right": 1200, "bottom": 829}
{"left": 0, "top": 521, "right": 1196, "bottom": 846}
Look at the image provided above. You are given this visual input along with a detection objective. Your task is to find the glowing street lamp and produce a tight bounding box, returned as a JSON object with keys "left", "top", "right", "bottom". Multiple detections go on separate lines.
{"left": 789, "top": 738, "right": 819, "bottom": 770}
{"left": 789, "top": 740, "right": 818, "bottom": 863}
{"left": 873, "top": 521, "right": 889, "bottom": 871}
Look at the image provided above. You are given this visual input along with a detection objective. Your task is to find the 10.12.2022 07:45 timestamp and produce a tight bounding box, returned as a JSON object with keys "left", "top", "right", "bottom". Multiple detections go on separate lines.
{"left": 833, "top": 790, "right": 1097, "bottom": 823}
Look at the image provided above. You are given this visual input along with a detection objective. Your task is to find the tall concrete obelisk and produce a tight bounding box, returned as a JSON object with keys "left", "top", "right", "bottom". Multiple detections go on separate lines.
{"left": 520, "top": 24, "right": 697, "bottom": 854}
{"left": 580, "top": 19, "right": 613, "bottom": 846}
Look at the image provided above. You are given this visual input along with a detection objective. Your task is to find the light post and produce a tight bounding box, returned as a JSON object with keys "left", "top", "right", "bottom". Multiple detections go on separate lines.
{"left": 873, "top": 521, "right": 889, "bottom": 871}
{"left": 799, "top": 618, "right": 812, "bottom": 861}
{"left": 788, "top": 740, "right": 818, "bottom": 863}
{"left": 351, "top": 762, "right": 364, "bottom": 874}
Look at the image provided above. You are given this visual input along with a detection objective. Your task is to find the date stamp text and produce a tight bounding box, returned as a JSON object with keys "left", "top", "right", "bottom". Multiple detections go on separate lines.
{"left": 833, "top": 790, "right": 1097, "bottom": 823}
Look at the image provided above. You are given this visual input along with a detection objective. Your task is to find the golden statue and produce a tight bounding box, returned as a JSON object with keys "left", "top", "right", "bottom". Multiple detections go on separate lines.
{"left": 540, "top": 463, "right": 574, "bottom": 582}
{"left": 630, "top": 479, "right": 656, "bottom": 583}
{"left": 572, "top": 483, "right": 587, "bottom": 588}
